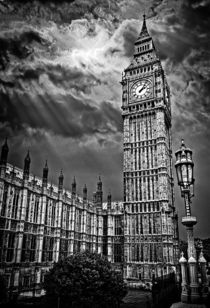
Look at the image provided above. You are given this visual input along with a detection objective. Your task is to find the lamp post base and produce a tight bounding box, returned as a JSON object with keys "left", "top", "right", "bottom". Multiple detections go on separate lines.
{"left": 170, "top": 303, "right": 207, "bottom": 308}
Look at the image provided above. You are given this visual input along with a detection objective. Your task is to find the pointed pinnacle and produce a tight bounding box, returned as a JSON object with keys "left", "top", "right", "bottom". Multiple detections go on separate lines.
{"left": 2, "top": 137, "right": 9, "bottom": 150}
{"left": 139, "top": 13, "right": 149, "bottom": 38}
{"left": 59, "top": 169, "right": 63, "bottom": 178}
{"left": 25, "top": 150, "right": 31, "bottom": 162}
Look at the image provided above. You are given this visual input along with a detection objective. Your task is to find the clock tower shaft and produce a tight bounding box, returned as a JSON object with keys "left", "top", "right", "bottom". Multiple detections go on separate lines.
{"left": 121, "top": 15, "right": 179, "bottom": 280}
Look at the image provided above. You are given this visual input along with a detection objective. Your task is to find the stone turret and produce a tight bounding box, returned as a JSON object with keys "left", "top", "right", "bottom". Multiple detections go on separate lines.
{"left": 83, "top": 184, "right": 87, "bottom": 201}
{"left": 96, "top": 176, "right": 103, "bottom": 207}
{"left": 107, "top": 191, "right": 112, "bottom": 210}
{"left": 58, "top": 170, "right": 64, "bottom": 194}
{"left": 72, "top": 177, "right": 76, "bottom": 196}
{"left": 42, "top": 160, "right": 48, "bottom": 191}
{"left": 23, "top": 151, "right": 31, "bottom": 181}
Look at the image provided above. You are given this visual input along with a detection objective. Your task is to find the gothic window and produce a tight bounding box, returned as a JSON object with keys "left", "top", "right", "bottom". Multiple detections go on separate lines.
{"left": 66, "top": 207, "right": 70, "bottom": 230}
{"left": 60, "top": 239, "right": 68, "bottom": 259}
{"left": 149, "top": 216, "right": 152, "bottom": 234}
{"left": 140, "top": 215, "right": 143, "bottom": 234}
{"left": 114, "top": 216, "right": 122, "bottom": 235}
{"left": 22, "top": 275, "right": 30, "bottom": 288}
{"left": 29, "top": 195, "right": 35, "bottom": 222}
{"left": 140, "top": 244, "right": 144, "bottom": 261}
{"left": 51, "top": 201, "right": 56, "bottom": 227}
{"left": 136, "top": 244, "right": 140, "bottom": 261}
{"left": 150, "top": 244, "right": 153, "bottom": 262}
{"left": 86, "top": 213, "right": 91, "bottom": 234}
{"left": 73, "top": 240, "right": 80, "bottom": 253}
{"left": 29, "top": 235, "right": 36, "bottom": 262}
{"left": 34, "top": 195, "right": 39, "bottom": 223}
{"left": 103, "top": 216, "right": 107, "bottom": 236}
{"left": 48, "top": 238, "right": 54, "bottom": 261}
{"left": 75, "top": 209, "right": 82, "bottom": 233}
{"left": 0, "top": 229, "right": 4, "bottom": 255}
{"left": 102, "top": 239, "right": 107, "bottom": 256}
{"left": 45, "top": 199, "right": 49, "bottom": 225}
{"left": 114, "top": 243, "right": 122, "bottom": 263}
{"left": 11, "top": 188, "right": 19, "bottom": 219}
{"left": 21, "top": 234, "right": 27, "bottom": 262}
{"left": 6, "top": 232, "right": 15, "bottom": 262}
{"left": 86, "top": 242, "right": 91, "bottom": 252}
{"left": 1, "top": 183, "right": 8, "bottom": 216}
{"left": 136, "top": 215, "right": 139, "bottom": 234}
{"left": 42, "top": 237, "right": 47, "bottom": 262}
{"left": 25, "top": 193, "right": 31, "bottom": 221}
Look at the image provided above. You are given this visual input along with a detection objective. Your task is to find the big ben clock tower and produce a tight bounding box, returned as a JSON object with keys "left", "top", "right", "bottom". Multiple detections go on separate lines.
{"left": 121, "top": 15, "right": 179, "bottom": 280}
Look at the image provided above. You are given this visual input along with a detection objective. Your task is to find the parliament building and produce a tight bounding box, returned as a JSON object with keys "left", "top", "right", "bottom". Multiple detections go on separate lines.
{"left": 0, "top": 16, "right": 179, "bottom": 296}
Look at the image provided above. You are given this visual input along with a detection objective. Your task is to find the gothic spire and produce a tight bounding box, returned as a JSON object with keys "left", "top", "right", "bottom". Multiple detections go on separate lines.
{"left": 42, "top": 160, "right": 48, "bottom": 187}
{"left": 58, "top": 169, "right": 64, "bottom": 193}
{"left": 23, "top": 150, "right": 31, "bottom": 179}
{"left": 138, "top": 14, "right": 149, "bottom": 38}
{"left": 97, "top": 175, "right": 102, "bottom": 191}
{"left": 72, "top": 176, "right": 76, "bottom": 195}
{"left": 83, "top": 184, "right": 87, "bottom": 200}
{"left": 107, "top": 190, "right": 112, "bottom": 209}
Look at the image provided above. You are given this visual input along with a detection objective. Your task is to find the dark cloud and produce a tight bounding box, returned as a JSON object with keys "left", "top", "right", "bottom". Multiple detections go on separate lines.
{"left": 0, "top": 26, "right": 49, "bottom": 70}
{"left": 0, "top": 91, "right": 121, "bottom": 139}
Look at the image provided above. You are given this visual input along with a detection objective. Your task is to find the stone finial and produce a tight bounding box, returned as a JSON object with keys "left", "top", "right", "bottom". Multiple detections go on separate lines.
{"left": 198, "top": 250, "right": 207, "bottom": 263}
{"left": 188, "top": 256, "right": 196, "bottom": 263}
{"left": 179, "top": 251, "right": 187, "bottom": 263}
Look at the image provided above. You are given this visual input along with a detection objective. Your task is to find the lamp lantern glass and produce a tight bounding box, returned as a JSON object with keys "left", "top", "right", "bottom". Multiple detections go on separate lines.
{"left": 175, "top": 141, "right": 194, "bottom": 188}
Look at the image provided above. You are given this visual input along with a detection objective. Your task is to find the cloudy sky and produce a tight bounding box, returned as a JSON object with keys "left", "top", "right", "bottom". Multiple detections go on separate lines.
{"left": 0, "top": 0, "right": 210, "bottom": 238}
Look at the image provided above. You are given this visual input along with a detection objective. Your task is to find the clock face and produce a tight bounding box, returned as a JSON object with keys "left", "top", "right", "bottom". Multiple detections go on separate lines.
{"left": 131, "top": 80, "right": 152, "bottom": 100}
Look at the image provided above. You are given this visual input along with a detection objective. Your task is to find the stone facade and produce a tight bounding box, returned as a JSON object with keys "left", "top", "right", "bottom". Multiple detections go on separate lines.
{"left": 121, "top": 16, "right": 179, "bottom": 280}
{"left": 0, "top": 147, "right": 123, "bottom": 296}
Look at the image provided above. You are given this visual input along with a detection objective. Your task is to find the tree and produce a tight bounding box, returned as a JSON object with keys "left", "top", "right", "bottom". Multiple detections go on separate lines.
{"left": 43, "top": 251, "right": 127, "bottom": 308}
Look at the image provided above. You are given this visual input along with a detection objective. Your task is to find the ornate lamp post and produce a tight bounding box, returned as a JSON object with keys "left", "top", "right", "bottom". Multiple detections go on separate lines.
{"left": 175, "top": 140, "right": 200, "bottom": 304}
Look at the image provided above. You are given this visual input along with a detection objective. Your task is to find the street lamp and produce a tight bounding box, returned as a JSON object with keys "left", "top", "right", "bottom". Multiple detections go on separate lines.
{"left": 175, "top": 139, "right": 194, "bottom": 218}
{"left": 175, "top": 140, "right": 199, "bottom": 304}
{"left": 175, "top": 140, "right": 197, "bottom": 258}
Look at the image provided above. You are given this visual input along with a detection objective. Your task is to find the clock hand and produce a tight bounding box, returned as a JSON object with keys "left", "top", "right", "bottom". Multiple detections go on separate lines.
{"left": 138, "top": 83, "right": 147, "bottom": 93}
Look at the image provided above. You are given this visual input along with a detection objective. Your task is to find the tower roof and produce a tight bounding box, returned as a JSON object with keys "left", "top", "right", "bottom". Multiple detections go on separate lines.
{"left": 138, "top": 14, "right": 150, "bottom": 39}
